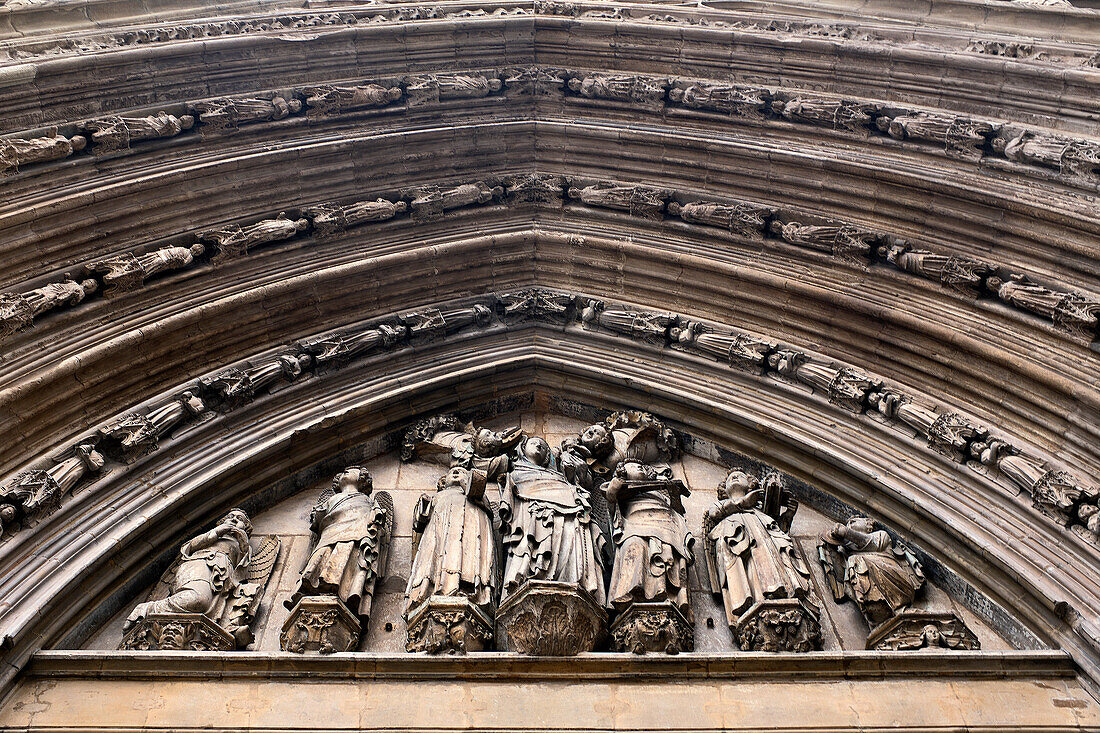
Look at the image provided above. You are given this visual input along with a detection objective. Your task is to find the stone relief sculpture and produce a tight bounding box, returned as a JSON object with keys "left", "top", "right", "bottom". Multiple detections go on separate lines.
{"left": 86, "top": 244, "right": 205, "bottom": 297}
{"left": 674, "top": 322, "right": 774, "bottom": 372}
{"left": 0, "top": 444, "right": 103, "bottom": 536}
{"left": 300, "top": 322, "right": 407, "bottom": 367}
{"left": 667, "top": 200, "right": 773, "bottom": 239}
{"left": 83, "top": 112, "right": 194, "bottom": 151}
{"left": 581, "top": 300, "right": 677, "bottom": 345}
{"left": 304, "top": 84, "right": 402, "bottom": 114}
{"left": 877, "top": 111, "right": 994, "bottom": 160}
{"left": 502, "top": 66, "right": 570, "bottom": 96}
{"left": 0, "top": 278, "right": 98, "bottom": 341}
{"left": 407, "top": 181, "right": 502, "bottom": 219}
{"left": 604, "top": 460, "right": 695, "bottom": 654}
{"left": 0, "top": 131, "right": 86, "bottom": 174}
{"left": 400, "top": 303, "right": 494, "bottom": 341}
{"left": 199, "top": 353, "right": 311, "bottom": 410}
{"left": 989, "top": 274, "right": 1099, "bottom": 341}
{"left": 767, "top": 353, "right": 881, "bottom": 413}
{"left": 773, "top": 98, "right": 876, "bottom": 134}
{"left": 504, "top": 172, "right": 566, "bottom": 203}
{"left": 567, "top": 182, "right": 669, "bottom": 219}
{"left": 769, "top": 220, "right": 876, "bottom": 265}
{"left": 703, "top": 470, "right": 822, "bottom": 652}
{"left": 97, "top": 391, "right": 206, "bottom": 462}
{"left": 868, "top": 391, "right": 984, "bottom": 462}
{"left": 819, "top": 516, "right": 979, "bottom": 650}
{"left": 496, "top": 436, "right": 609, "bottom": 655}
{"left": 995, "top": 131, "right": 1100, "bottom": 180}
{"left": 405, "top": 73, "right": 503, "bottom": 107}
{"left": 282, "top": 467, "right": 393, "bottom": 653}
{"left": 121, "top": 508, "right": 281, "bottom": 651}
{"left": 497, "top": 288, "right": 577, "bottom": 323}
{"left": 199, "top": 213, "right": 309, "bottom": 264}
{"left": 189, "top": 95, "right": 302, "bottom": 133}
{"left": 567, "top": 74, "right": 668, "bottom": 109}
{"left": 304, "top": 198, "right": 407, "bottom": 238}
{"left": 668, "top": 83, "right": 768, "bottom": 117}
{"left": 884, "top": 242, "right": 995, "bottom": 296}
{"left": 402, "top": 418, "right": 521, "bottom": 653}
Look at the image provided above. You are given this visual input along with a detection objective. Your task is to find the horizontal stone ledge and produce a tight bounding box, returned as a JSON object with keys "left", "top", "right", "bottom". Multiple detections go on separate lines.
{"left": 26, "top": 649, "right": 1076, "bottom": 681}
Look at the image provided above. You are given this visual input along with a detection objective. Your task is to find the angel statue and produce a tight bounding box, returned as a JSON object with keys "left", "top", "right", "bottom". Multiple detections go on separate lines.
{"left": 817, "top": 515, "right": 978, "bottom": 650}
{"left": 121, "top": 508, "right": 280, "bottom": 651}
{"left": 571, "top": 410, "right": 679, "bottom": 481}
{"left": 604, "top": 460, "right": 695, "bottom": 654}
{"left": 702, "top": 470, "right": 822, "bottom": 652}
{"left": 281, "top": 467, "right": 393, "bottom": 653}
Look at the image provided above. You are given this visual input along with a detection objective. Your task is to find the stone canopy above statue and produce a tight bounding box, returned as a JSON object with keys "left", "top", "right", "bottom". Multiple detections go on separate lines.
{"left": 87, "top": 406, "right": 1010, "bottom": 657}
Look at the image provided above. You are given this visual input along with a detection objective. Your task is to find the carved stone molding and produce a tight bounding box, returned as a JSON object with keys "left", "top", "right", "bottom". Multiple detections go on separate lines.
{"left": 281, "top": 596, "right": 361, "bottom": 654}
{"left": 609, "top": 601, "right": 694, "bottom": 655}
{"left": 496, "top": 580, "right": 607, "bottom": 656}
{"left": 868, "top": 611, "right": 982, "bottom": 652}
{"left": 405, "top": 595, "right": 494, "bottom": 654}
{"left": 119, "top": 613, "right": 235, "bottom": 652}
{"left": 735, "top": 599, "right": 823, "bottom": 653}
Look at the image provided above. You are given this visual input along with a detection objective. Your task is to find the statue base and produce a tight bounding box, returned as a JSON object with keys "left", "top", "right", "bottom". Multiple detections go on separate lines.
{"left": 610, "top": 601, "right": 694, "bottom": 655}
{"left": 735, "top": 599, "right": 822, "bottom": 652}
{"left": 868, "top": 610, "right": 981, "bottom": 651}
{"left": 120, "top": 613, "right": 235, "bottom": 651}
{"left": 496, "top": 580, "right": 607, "bottom": 655}
{"left": 280, "top": 596, "right": 361, "bottom": 654}
{"left": 405, "top": 595, "right": 493, "bottom": 654}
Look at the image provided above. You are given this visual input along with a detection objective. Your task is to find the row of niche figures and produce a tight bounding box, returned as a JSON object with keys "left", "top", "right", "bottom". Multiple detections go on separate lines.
{"left": 119, "top": 411, "right": 980, "bottom": 655}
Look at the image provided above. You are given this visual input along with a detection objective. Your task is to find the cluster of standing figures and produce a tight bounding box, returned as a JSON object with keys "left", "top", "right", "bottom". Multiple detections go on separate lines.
{"left": 120, "top": 410, "right": 979, "bottom": 655}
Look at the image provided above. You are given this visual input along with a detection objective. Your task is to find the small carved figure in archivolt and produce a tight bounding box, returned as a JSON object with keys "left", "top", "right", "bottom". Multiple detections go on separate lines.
{"left": 567, "top": 182, "right": 668, "bottom": 219}
{"left": 407, "top": 182, "right": 502, "bottom": 219}
{"left": 668, "top": 84, "right": 767, "bottom": 117}
{"left": 121, "top": 508, "right": 281, "bottom": 650}
{"left": 877, "top": 111, "right": 994, "bottom": 160}
{"left": 405, "top": 73, "right": 503, "bottom": 106}
{"left": 502, "top": 66, "right": 570, "bottom": 96}
{"left": 675, "top": 322, "right": 773, "bottom": 372}
{"left": 190, "top": 95, "right": 302, "bottom": 132}
{"left": 567, "top": 74, "right": 667, "bottom": 109}
{"left": 667, "top": 200, "right": 773, "bottom": 239}
{"left": 884, "top": 242, "right": 995, "bottom": 296}
{"left": 97, "top": 391, "right": 206, "bottom": 462}
{"left": 305, "top": 198, "right": 407, "bottom": 238}
{"left": 994, "top": 131, "right": 1100, "bottom": 180}
{"left": 199, "top": 213, "right": 309, "bottom": 263}
{"left": 87, "top": 244, "right": 205, "bottom": 297}
{"left": 581, "top": 300, "right": 676, "bottom": 345}
{"left": 304, "top": 84, "right": 402, "bottom": 114}
{"left": 300, "top": 322, "right": 407, "bottom": 366}
{"left": 989, "top": 274, "right": 1099, "bottom": 340}
{"left": 774, "top": 97, "right": 876, "bottom": 134}
{"left": 0, "top": 278, "right": 98, "bottom": 341}
{"left": 0, "top": 444, "right": 103, "bottom": 536}
{"left": 83, "top": 112, "right": 194, "bottom": 151}
{"left": 769, "top": 220, "right": 876, "bottom": 265}
{"left": 0, "top": 131, "right": 86, "bottom": 174}
{"left": 399, "top": 303, "right": 494, "bottom": 340}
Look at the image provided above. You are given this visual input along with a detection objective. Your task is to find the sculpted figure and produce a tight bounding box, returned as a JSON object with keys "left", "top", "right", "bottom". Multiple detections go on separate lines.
{"left": 573, "top": 410, "right": 679, "bottom": 479}
{"left": 190, "top": 95, "right": 302, "bottom": 132}
{"left": 283, "top": 468, "right": 392, "bottom": 652}
{"left": 567, "top": 74, "right": 667, "bottom": 108}
{"left": 83, "top": 112, "right": 194, "bottom": 151}
{"left": 675, "top": 322, "right": 773, "bottom": 372}
{"left": 304, "top": 84, "right": 402, "bottom": 114}
{"left": 405, "top": 73, "right": 503, "bottom": 106}
{"left": 868, "top": 390, "right": 982, "bottom": 461}
{"left": 300, "top": 322, "right": 407, "bottom": 366}
{"left": 884, "top": 242, "right": 994, "bottom": 295}
{"left": 769, "top": 220, "right": 875, "bottom": 265}
{"left": 199, "top": 353, "right": 311, "bottom": 410}
{"left": 774, "top": 98, "right": 875, "bottom": 134}
{"left": 504, "top": 173, "right": 565, "bottom": 203}
{"left": 820, "top": 516, "right": 923, "bottom": 628}
{"left": 304, "top": 198, "right": 407, "bottom": 237}
{"left": 498, "top": 288, "right": 576, "bottom": 322}
{"left": 199, "top": 213, "right": 309, "bottom": 263}
{"left": 0, "top": 278, "right": 98, "bottom": 340}
{"left": 704, "top": 471, "right": 821, "bottom": 651}
{"left": 667, "top": 200, "right": 773, "bottom": 239}
{"left": 767, "top": 353, "right": 879, "bottom": 412}
{"left": 877, "top": 111, "right": 993, "bottom": 160}
{"left": 0, "top": 132, "right": 86, "bottom": 173}
{"left": 122, "top": 508, "right": 281, "bottom": 650}
{"left": 668, "top": 84, "right": 767, "bottom": 117}
{"left": 581, "top": 300, "right": 676, "bottom": 345}
{"left": 605, "top": 461, "right": 694, "bottom": 653}
{"left": 97, "top": 391, "right": 206, "bottom": 462}
{"left": 0, "top": 444, "right": 103, "bottom": 536}
{"left": 502, "top": 66, "right": 569, "bottom": 96}
{"left": 404, "top": 465, "right": 500, "bottom": 652}
{"left": 499, "top": 437, "right": 607, "bottom": 604}
{"left": 87, "top": 244, "right": 205, "bottom": 296}
{"left": 399, "top": 303, "right": 494, "bottom": 340}
{"left": 989, "top": 275, "right": 1099, "bottom": 340}
{"left": 995, "top": 131, "right": 1100, "bottom": 179}
{"left": 567, "top": 182, "right": 667, "bottom": 219}
{"left": 408, "top": 182, "right": 502, "bottom": 218}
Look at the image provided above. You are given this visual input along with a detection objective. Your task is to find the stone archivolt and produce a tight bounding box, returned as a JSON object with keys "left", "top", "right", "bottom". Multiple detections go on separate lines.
{"left": 1, "top": 171, "right": 1094, "bottom": 346}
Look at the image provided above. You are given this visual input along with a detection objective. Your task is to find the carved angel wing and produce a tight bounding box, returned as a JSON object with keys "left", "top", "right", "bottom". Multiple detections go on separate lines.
{"left": 373, "top": 491, "right": 395, "bottom": 576}
{"left": 246, "top": 535, "right": 282, "bottom": 585}
{"left": 701, "top": 509, "right": 721, "bottom": 594}
{"left": 893, "top": 538, "right": 926, "bottom": 588}
{"left": 817, "top": 541, "right": 849, "bottom": 603}
{"left": 220, "top": 536, "right": 281, "bottom": 648}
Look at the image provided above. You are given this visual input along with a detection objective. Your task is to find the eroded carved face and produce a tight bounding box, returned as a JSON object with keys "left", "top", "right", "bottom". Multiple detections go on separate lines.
{"left": 522, "top": 437, "right": 551, "bottom": 467}
{"left": 474, "top": 428, "right": 502, "bottom": 456}
{"left": 579, "top": 424, "right": 612, "bottom": 457}
{"left": 220, "top": 509, "right": 252, "bottom": 535}
{"left": 335, "top": 467, "right": 371, "bottom": 494}
{"left": 721, "top": 470, "right": 758, "bottom": 498}
{"left": 848, "top": 516, "right": 875, "bottom": 534}
{"left": 442, "top": 466, "right": 470, "bottom": 489}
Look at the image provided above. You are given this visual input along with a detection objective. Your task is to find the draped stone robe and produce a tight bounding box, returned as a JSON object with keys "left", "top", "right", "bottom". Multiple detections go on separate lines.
{"left": 499, "top": 456, "right": 607, "bottom": 604}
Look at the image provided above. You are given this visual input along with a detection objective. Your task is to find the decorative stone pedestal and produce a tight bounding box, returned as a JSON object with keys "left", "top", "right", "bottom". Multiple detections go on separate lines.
{"left": 610, "top": 601, "right": 694, "bottom": 654}
{"left": 735, "top": 599, "right": 822, "bottom": 652}
{"left": 120, "top": 613, "right": 235, "bottom": 651}
{"left": 280, "top": 596, "right": 361, "bottom": 654}
{"left": 405, "top": 595, "right": 493, "bottom": 653}
{"left": 868, "top": 610, "right": 981, "bottom": 651}
{"left": 496, "top": 580, "right": 607, "bottom": 655}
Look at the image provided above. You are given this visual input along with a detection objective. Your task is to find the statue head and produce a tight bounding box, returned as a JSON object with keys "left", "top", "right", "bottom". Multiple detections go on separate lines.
{"left": 847, "top": 515, "right": 875, "bottom": 534}
{"left": 579, "top": 424, "right": 613, "bottom": 458}
{"left": 615, "top": 460, "right": 658, "bottom": 483}
{"left": 474, "top": 428, "right": 503, "bottom": 456}
{"left": 718, "top": 470, "right": 758, "bottom": 499}
{"left": 520, "top": 437, "right": 551, "bottom": 467}
{"left": 333, "top": 466, "right": 372, "bottom": 494}
{"left": 439, "top": 465, "right": 472, "bottom": 490}
{"left": 220, "top": 508, "right": 252, "bottom": 535}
